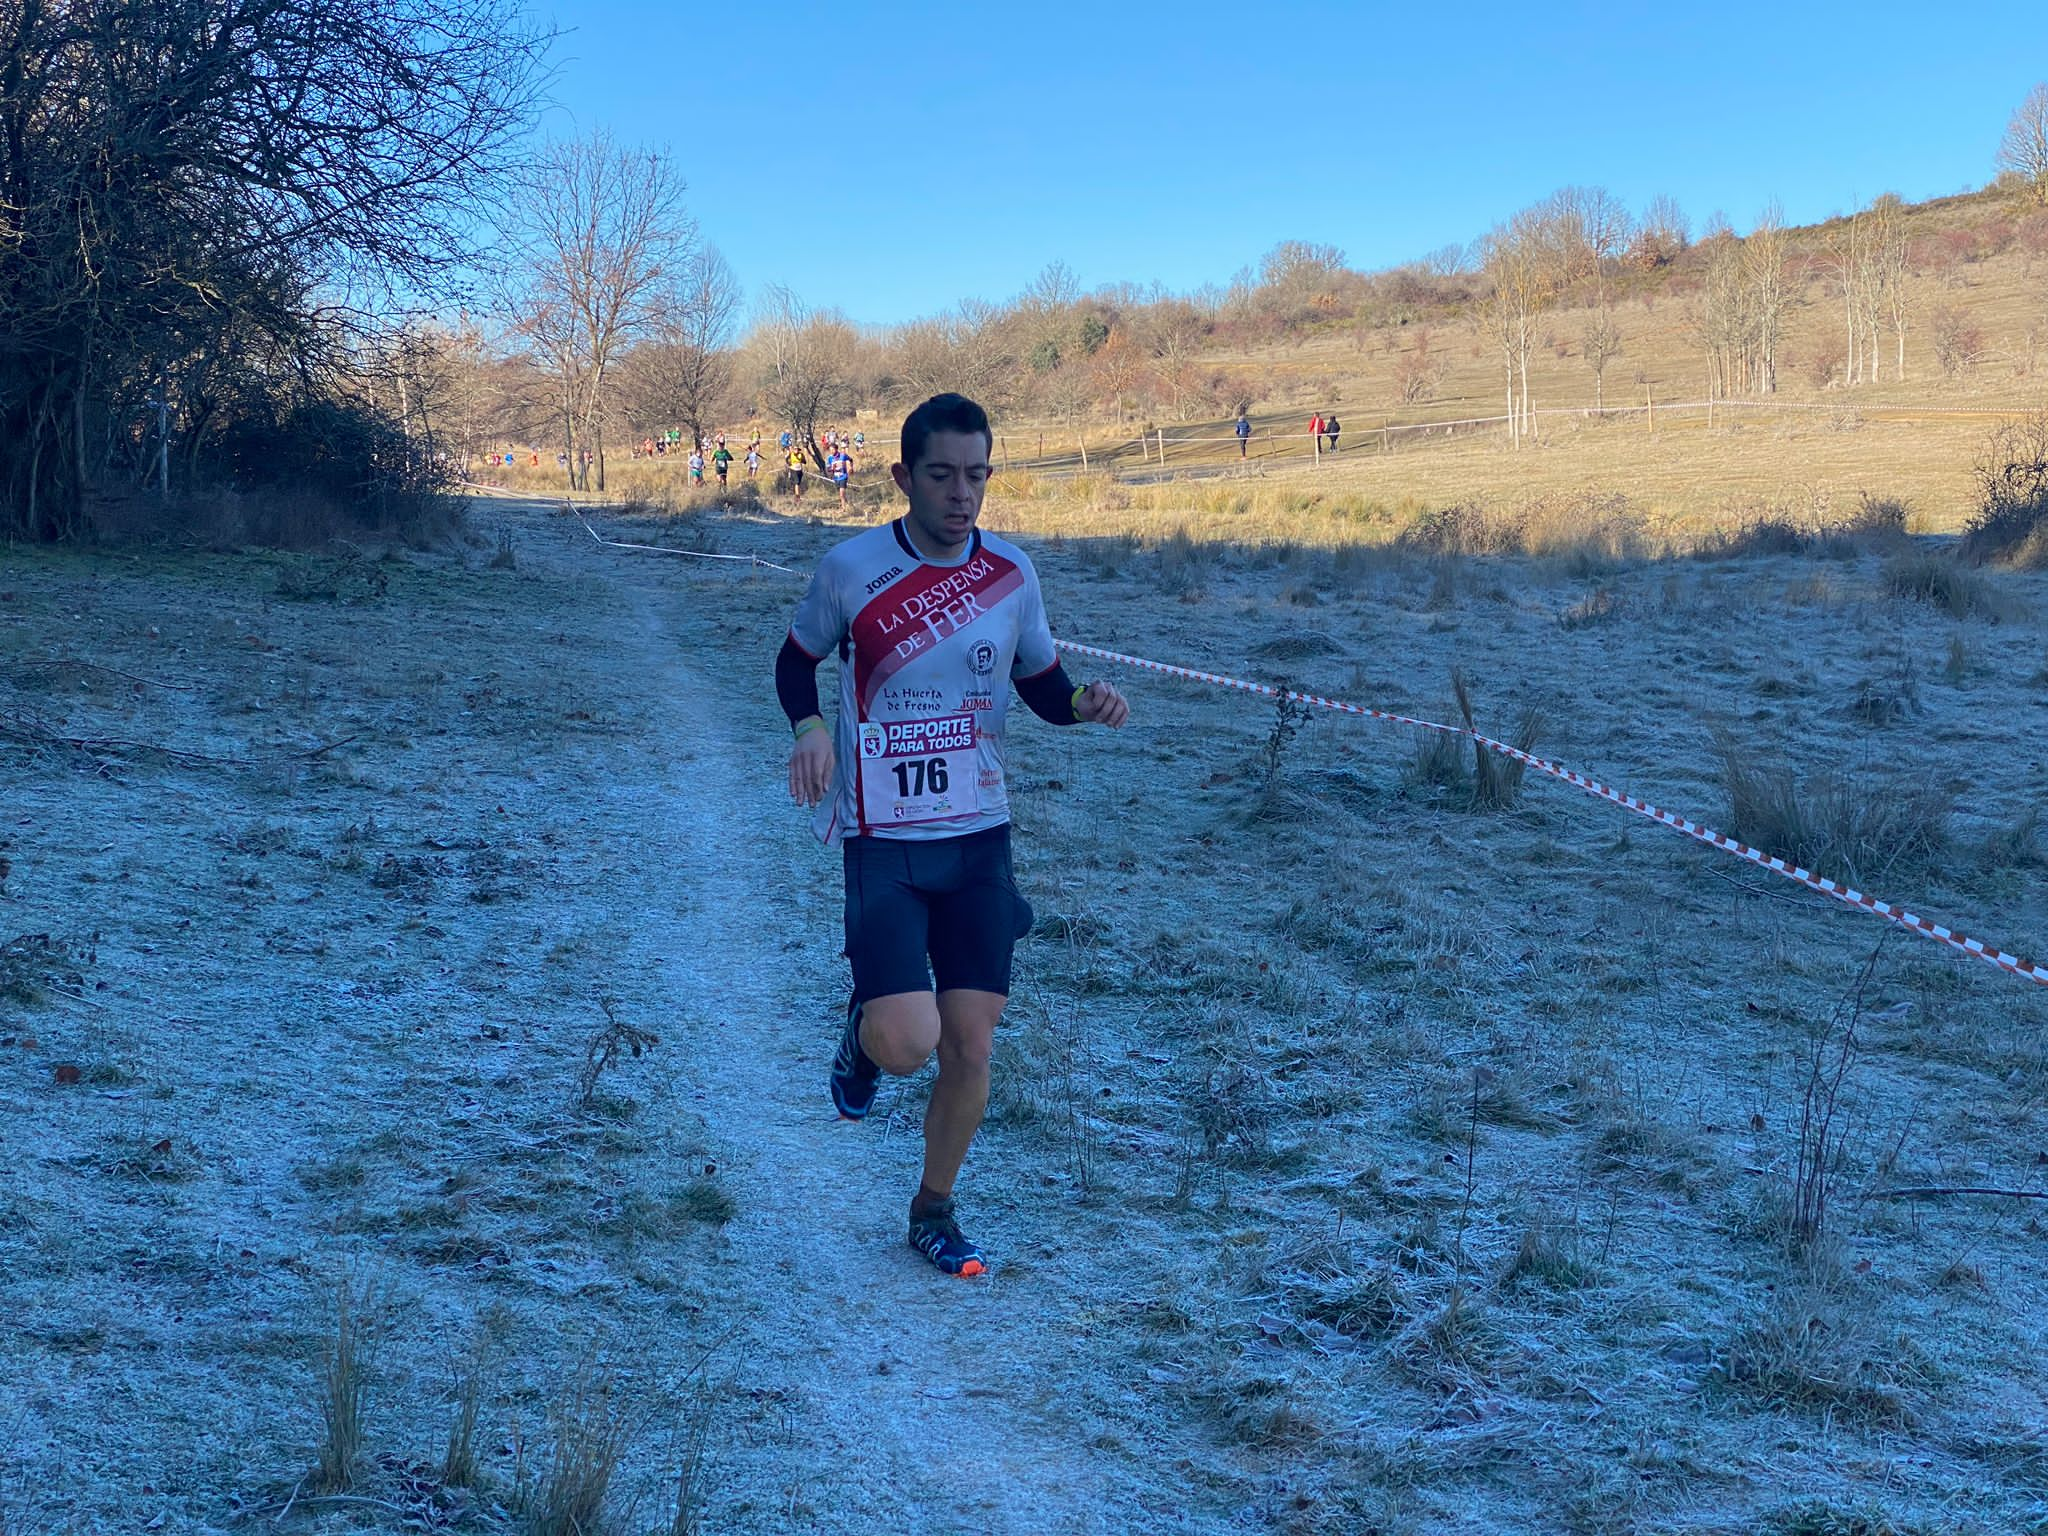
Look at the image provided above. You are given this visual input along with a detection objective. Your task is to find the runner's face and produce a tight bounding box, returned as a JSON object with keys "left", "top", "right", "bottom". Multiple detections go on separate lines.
{"left": 893, "top": 430, "right": 990, "bottom": 554}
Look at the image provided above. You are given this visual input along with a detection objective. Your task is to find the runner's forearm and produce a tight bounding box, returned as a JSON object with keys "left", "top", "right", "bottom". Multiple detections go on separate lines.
{"left": 1014, "top": 661, "right": 1082, "bottom": 725}
{"left": 776, "top": 634, "right": 823, "bottom": 726}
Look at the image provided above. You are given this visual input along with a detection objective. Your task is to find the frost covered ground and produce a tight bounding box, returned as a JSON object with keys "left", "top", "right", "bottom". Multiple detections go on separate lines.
{"left": 3, "top": 493, "right": 2047, "bottom": 1535}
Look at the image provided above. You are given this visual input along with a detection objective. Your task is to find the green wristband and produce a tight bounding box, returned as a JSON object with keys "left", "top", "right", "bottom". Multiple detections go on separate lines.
{"left": 793, "top": 715, "right": 826, "bottom": 740}
{"left": 1070, "top": 685, "right": 1088, "bottom": 717}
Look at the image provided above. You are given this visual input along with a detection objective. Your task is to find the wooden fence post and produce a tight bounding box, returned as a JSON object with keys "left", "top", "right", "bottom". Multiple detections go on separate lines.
{"left": 1647, "top": 391, "right": 1654, "bottom": 434}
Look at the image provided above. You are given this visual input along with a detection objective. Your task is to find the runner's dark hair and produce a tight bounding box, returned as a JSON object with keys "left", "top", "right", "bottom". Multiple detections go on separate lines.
{"left": 900, "top": 392, "right": 993, "bottom": 470}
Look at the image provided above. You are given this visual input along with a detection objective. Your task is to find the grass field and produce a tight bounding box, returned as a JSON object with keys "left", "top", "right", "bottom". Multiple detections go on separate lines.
{"left": 6, "top": 484, "right": 2048, "bottom": 1533}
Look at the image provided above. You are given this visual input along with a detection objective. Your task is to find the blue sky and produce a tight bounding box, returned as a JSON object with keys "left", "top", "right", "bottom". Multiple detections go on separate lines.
{"left": 526, "top": 0, "right": 2048, "bottom": 326}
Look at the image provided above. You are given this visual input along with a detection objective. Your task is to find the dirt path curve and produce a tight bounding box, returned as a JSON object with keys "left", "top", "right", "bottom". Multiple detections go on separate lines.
{"left": 493, "top": 498, "right": 1219, "bottom": 1534}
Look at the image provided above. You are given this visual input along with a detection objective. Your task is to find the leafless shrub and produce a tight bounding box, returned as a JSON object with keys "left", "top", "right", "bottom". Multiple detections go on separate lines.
{"left": 314, "top": 1275, "right": 377, "bottom": 1492}
{"left": 1959, "top": 414, "right": 2048, "bottom": 568}
{"left": 1716, "top": 734, "right": 1950, "bottom": 883}
{"left": 1195, "top": 1059, "right": 1281, "bottom": 1166}
{"left": 1256, "top": 692, "right": 1309, "bottom": 806}
{"left": 487, "top": 531, "right": 518, "bottom": 570}
{"left": 1789, "top": 948, "right": 1878, "bottom": 1250}
{"left": 578, "top": 995, "right": 660, "bottom": 1108}
{"left": 1930, "top": 305, "right": 1984, "bottom": 377}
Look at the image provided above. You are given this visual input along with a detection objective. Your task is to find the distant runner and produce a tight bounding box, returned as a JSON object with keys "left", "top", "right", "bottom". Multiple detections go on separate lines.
{"left": 785, "top": 445, "right": 807, "bottom": 498}
{"left": 778, "top": 392, "right": 1129, "bottom": 1277}
{"left": 745, "top": 445, "right": 762, "bottom": 479}
{"left": 827, "top": 445, "right": 853, "bottom": 509}
{"left": 1234, "top": 411, "right": 1251, "bottom": 458}
{"left": 712, "top": 442, "right": 734, "bottom": 487}
{"left": 688, "top": 447, "right": 705, "bottom": 484}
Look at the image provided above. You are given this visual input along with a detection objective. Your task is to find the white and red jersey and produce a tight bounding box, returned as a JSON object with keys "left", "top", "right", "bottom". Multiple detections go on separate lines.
{"left": 787, "top": 519, "right": 1059, "bottom": 845}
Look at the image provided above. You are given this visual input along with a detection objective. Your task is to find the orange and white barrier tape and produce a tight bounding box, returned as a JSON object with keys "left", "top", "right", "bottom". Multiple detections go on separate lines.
{"left": 1054, "top": 638, "right": 2048, "bottom": 989}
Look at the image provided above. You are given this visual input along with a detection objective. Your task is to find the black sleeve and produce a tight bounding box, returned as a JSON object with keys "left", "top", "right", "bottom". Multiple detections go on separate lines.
{"left": 1014, "top": 660, "right": 1081, "bottom": 725}
{"left": 776, "top": 634, "right": 823, "bottom": 725}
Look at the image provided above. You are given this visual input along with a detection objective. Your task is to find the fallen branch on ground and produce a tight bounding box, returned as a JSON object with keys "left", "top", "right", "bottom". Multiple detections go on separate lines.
{"left": 1863, "top": 1185, "right": 2048, "bottom": 1201}
{"left": 0, "top": 711, "right": 357, "bottom": 768}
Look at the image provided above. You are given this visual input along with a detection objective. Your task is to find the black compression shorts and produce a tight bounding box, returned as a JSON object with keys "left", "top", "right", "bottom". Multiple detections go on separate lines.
{"left": 842, "top": 824, "right": 1034, "bottom": 1002}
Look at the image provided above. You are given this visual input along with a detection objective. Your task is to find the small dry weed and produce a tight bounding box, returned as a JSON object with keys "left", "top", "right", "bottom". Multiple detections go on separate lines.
{"left": 314, "top": 1274, "right": 377, "bottom": 1492}
{"left": 578, "top": 995, "right": 660, "bottom": 1108}
{"left": 526, "top": 1362, "right": 633, "bottom": 1536}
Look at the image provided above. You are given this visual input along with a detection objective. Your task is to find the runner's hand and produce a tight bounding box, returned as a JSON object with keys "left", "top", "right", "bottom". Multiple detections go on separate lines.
{"left": 789, "top": 728, "right": 835, "bottom": 807}
{"left": 1075, "top": 681, "right": 1129, "bottom": 728}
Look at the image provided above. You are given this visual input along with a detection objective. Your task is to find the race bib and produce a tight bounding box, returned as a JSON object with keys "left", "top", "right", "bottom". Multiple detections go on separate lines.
{"left": 857, "top": 713, "right": 980, "bottom": 826}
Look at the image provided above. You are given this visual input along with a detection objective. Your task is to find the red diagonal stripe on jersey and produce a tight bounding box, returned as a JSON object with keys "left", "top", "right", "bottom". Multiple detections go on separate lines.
{"left": 852, "top": 550, "right": 1023, "bottom": 712}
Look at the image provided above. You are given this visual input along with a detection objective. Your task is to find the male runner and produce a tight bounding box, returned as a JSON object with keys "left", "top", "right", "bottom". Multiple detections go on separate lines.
{"left": 712, "top": 441, "right": 734, "bottom": 487}
{"left": 778, "top": 392, "right": 1129, "bottom": 1276}
{"left": 826, "top": 444, "right": 853, "bottom": 510}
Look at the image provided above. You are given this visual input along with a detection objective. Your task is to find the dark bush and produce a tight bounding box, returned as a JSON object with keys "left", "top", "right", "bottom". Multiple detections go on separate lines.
{"left": 1959, "top": 416, "right": 2048, "bottom": 568}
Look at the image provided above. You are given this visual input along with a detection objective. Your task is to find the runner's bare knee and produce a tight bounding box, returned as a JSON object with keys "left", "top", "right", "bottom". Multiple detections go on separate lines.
{"left": 862, "top": 991, "right": 940, "bottom": 1075}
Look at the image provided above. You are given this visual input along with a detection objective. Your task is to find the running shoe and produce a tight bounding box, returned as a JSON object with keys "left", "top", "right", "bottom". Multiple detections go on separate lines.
{"left": 908, "top": 1196, "right": 987, "bottom": 1277}
{"left": 829, "top": 998, "right": 881, "bottom": 1121}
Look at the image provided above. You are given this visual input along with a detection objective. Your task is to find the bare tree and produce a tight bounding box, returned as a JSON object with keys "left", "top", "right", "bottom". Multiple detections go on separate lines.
{"left": 1868, "top": 193, "right": 1912, "bottom": 380}
{"left": 1088, "top": 330, "right": 1145, "bottom": 423}
{"left": 0, "top": 0, "right": 545, "bottom": 539}
{"left": 1392, "top": 326, "right": 1446, "bottom": 403}
{"left": 1477, "top": 208, "right": 1555, "bottom": 446}
{"left": 751, "top": 285, "right": 857, "bottom": 466}
{"left": 1419, "top": 243, "right": 1469, "bottom": 278}
{"left": 887, "top": 302, "right": 1019, "bottom": 414}
{"left": 1744, "top": 204, "right": 1792, "bottom": 394}
{"left": 1691, "top": 226, "right": 1754, "bottom": 400}
{"left": 625, "top": 246, "right": 741, "bottom": 451}
{"left": 1631, "top": 195, "right": 1691, "bottom": 268}
{"left": 1581, "top": 311, "right": 1623, "bottom": 410}
{"left": 510, "top": 132, "right": 694, "bottom": 491}
{"left": 1999, "top": 83, "right": 2048, "bottom": 205}
{"left": 1144, "top": 301, "right": 1211, "bottom": 422}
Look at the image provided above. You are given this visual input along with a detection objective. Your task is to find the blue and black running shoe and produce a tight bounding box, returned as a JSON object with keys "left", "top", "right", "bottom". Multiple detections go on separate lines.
{"left": 908, "top": 1196, "right": 987, "bottom": 1278}
{"left": 829, "top": 998, "right": 881, "bottom": 1121}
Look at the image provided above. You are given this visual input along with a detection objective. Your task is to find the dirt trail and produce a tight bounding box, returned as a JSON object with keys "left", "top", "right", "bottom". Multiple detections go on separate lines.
{"left": 501, "top": 500, "right": 1209, "bottom": 1533}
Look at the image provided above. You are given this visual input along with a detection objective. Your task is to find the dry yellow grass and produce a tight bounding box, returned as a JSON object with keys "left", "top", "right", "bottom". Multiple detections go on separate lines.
{"left": 991, "top": 191, "right": 2048, "bottom": 538}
